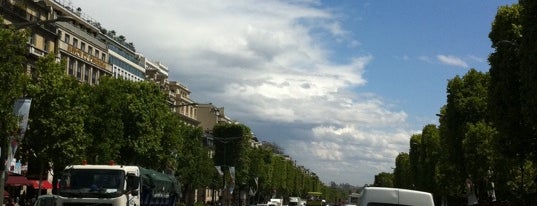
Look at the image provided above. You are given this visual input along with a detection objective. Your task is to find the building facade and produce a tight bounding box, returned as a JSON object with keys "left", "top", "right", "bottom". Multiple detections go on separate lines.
{"left": 104, "top": 34, "right": 145, "bottom": 82}
{"left": 48, "top": 0, "right": 110, "bottom": 85}
{"left": 1, "top": 0, "right": 59, "bottom": 75}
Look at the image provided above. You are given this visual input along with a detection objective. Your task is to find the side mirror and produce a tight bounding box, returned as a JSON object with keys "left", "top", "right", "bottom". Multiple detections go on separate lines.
{"left": 126, "top": 173, "right": 140, "bottom": 196}
{"left": 131, "top": 190, "right": 139, "bottom": 196}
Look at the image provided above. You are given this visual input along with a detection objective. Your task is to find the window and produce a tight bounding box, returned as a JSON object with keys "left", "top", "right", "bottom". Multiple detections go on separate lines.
{"left": 64, "top": 34, "right": 70, "bottom": 44}
{"left": 92, "top": 70, "right": 98, "bottom": 84}
{"left": 72, "top": 38, "right": 78, "bottom": 47}
{"left": 95, "top": 50, "right": 100, "bottom": 58}
{"left": 80, "top": 42, "right": 85, "bottom": 51}
{"left": 28, "top": 14, "right": 35, "bottom": 22}
{"left": 29, "top": 34, "right": 35, "bottom": 45}
{"left": 88, "top": 46, "right": 93, "bottom": 55}
{"left": 77, "top": 61, "right": 82, "bottom": 80}
{"left": 84, "top": 66, "right": 90, "bottom": 82}
{"left": 101, "top": 53, "right": 106, "bottom": 61}
{"left": 68, "top": 57, "right": 75, "bottom": 75}
{"left": 44, "top": 40, "right": 49, "bottom": 52}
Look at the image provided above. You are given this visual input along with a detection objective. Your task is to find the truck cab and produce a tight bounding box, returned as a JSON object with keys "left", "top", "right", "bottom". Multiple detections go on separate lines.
{"left": 54, "top": 164, "right": 179, "bottom": 206}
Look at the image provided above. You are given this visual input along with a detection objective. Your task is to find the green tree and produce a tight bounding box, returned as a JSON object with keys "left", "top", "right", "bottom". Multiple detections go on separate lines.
{"left": 488, "top": 4, "right": 537, "bottom": 202}
{"left": 462, "top": 121, "right": 498, "bottom": 202}
{"left": 213, "top": 123, "right": 253, "bottom": 184}
{"left": 488, "top": 3, "right": 527, "bottom": 170}
{"left": 112, "top": 80, "right": 170, "bottom": 168}
{"left": 437, "top": 69, "right": 489, "bottom": 203}
{"left": 176, "top": 125, "right": 214, "bottom": 206}
{"left": 408, "top": 125, "right": 440, "bottom": 193}
{"left": 408, "top": 134, "right": 421, "bottom": 189}
{"left": 393, "top": 152, "right": 411, "bottom": 189}
{"left": 519, "top": 0, "right": 537, "bottom": 163}
{"left": 23, "top": 54, "right": 89, "bottom": 191}
{"left": 83, "top": 78, "right": 126, "bottom": 163}
{"left": 373, "top": 172, "right": 393, "bottom": 187}
{"left": 248, "top": 145, "right": 272, "bottom": 203}
{"left": 0, "top": 18, "right": 28, "bottom": 141}
{"left": 0, "top": 17, "right": 29, "bottom": 206}
{"left": 420, "top": 124, "right": 440, "bottom": 194}
{"left": 160, "top": 113, "right": 183, "bottom": 173}
{"left": 213, "top": 123, "right": 253, "bottom": 203}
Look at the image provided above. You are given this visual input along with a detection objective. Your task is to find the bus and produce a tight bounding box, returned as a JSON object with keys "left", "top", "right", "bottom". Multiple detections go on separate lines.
{"left": 306, "top": 192, "right": 324, "bottom": 206}
{"left": 346, "top": 193, "right": 361, "bottom": 206}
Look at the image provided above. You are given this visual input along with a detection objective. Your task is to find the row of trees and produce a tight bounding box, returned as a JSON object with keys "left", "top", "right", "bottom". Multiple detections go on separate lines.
{"left": 373, "top": 1, "right": 537, "bottom": 205}
{"left": 0, "top": 18, "right": 348, "bottom": 206}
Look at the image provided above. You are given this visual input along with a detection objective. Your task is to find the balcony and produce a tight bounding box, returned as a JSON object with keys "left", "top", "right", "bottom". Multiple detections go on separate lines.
{"left": 28, "top": 46, "right": 45, "bottom": 57}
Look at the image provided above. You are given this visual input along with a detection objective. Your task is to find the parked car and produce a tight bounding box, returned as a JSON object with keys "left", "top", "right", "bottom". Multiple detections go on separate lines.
{"left": 33, "top": 195, "right": 56, "bottom": 206}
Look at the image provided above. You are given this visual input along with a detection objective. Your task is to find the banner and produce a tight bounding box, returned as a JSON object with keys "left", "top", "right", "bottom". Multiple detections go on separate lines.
{"left": 8, "top": 98, "right": 31, "bottom": 173}
{"left": 13, "top": 98, "right": 32, "bottom": 139}
{"left": 215, "top": 166, "right": 223, "bottom": 176}
{"left": 229, "top": 166, "right": 235, "bottom": 194}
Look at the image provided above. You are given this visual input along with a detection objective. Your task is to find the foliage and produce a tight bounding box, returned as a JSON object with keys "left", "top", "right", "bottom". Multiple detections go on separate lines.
{"left": 488, "top": 3, "right": 530, "bottom": 162}
{"left": 373, "top": 172, "right": 393, "bottom": 187}
{"left": 419, "top": 124, "right": 440, "bottom": 193}
{"left": 84, "top": 77, "right": 176, "bottom": 168}
{"left": 519, "top": 0, "right": 537, "bottom": 162}
{"left": 83, "top": 78, "right": 126, "bottom": 163}
{"left": 176, "top": 125, "right": 214, "bottom": 206}
{"left": 212, "top": 123, "right": 253, "bottom": 186}
{"left": 23, "top": 54, "right": 89, "bottom": 179}
{"left": 408, "top": 134, "right": 421, "bottom": 189}
{"left": 438, "top": 69, "right": 490, "bottom": 197}
{"left": 488, "top": 3, "right": 537, "bottom": 202}
{"left": 248, "top": 145, "right": 272, "bottom": 195}
{"left": 0, "top": 18, "right": 29, "bottom": 169}
{"left": 393, "top": 152, "right": 411, "bottom": 189}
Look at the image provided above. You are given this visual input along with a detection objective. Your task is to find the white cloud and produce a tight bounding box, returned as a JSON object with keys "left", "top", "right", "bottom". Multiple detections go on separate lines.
{"left": 437, "top": 55, "right": 469, "bottom": 68}
{"left": 70, "top": 0, "right": 413, "bottom": 186}
{"left": 468, "top": 55, "right": 485, "bottom": 63}
{"left": 418, "top": 55, "right": 433, "bottom": 63}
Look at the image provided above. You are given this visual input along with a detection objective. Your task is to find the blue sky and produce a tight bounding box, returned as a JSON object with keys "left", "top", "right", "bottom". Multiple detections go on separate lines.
{"left": 70, "top": 0, "right": 517, "bottom": 186}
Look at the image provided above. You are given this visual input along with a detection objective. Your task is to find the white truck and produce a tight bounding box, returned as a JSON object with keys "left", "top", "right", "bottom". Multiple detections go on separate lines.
{"left": 289, "top": 197, "right": 302, "bottom": 206}
{"left": 36, "top": 164, "right": 180, "bottom": 206}
{"left": 267, "top": 198, "right": 283, "bottom": 206}
{"left": 359, "top": 187, "right": 434, "bottom": 206}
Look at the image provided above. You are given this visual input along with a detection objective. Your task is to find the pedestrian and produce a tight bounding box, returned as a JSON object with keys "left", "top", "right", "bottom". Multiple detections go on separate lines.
{"left": 486, "top": 170, "right": 496, "bottom": 203}
{"left": 30, "top": 196, "right": 36, "bottom": 206}
{"left": 18, "top": 197, "right": 25, "bottom": 206}
{"left": 466, "top": 176, "right": 478, "bottom": 206}
{"left": 7, "top": 198, "right": 16, "bottom": 206}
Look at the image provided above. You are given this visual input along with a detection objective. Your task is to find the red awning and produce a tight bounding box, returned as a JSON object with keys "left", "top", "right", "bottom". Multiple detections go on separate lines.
{"left": 29, "top": 180, "right": 53, "bottom": 189}
{"left": 6, "top": 175, "right": 30, "bottom": 186}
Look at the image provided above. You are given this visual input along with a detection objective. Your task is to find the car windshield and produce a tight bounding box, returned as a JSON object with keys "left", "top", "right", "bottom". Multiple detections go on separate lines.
{"left": 59, "top": 169, "right": 124, "bottom": 197}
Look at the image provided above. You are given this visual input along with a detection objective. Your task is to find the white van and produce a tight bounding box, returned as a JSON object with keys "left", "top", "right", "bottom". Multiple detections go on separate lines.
{"left": 359, "top": 187, "right": 434, "bottom": 206}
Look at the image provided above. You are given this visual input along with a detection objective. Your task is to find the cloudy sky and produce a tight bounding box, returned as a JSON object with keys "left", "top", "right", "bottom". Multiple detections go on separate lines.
{"left": 68, "top": 0, "right": 516, "bottom": 186}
